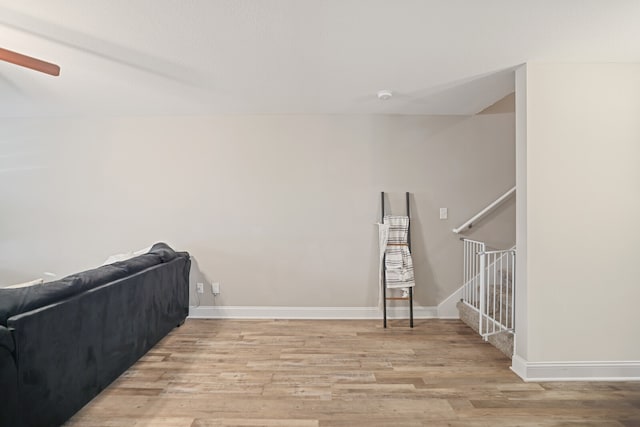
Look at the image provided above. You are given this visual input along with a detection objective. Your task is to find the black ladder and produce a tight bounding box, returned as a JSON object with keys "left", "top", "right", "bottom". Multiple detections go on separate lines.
{"left": 381, "top": 191, "right": 414, "bottom": 328}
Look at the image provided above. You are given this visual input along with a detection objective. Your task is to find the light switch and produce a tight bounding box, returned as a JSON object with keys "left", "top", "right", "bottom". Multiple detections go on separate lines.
{"left": 439, "top": 208, "right": 448, "bottom": 220}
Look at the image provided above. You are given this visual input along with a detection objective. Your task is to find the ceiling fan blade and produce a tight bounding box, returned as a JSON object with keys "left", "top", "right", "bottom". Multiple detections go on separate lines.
{"left": 0, "top": 47, "right": 60, "bottom": 76}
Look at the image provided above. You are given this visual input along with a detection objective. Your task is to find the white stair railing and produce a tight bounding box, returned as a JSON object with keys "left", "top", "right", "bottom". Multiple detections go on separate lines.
{"left": 461, "top": 238, "right": 516, "bottom": 339}
{"left": 453, "top": 186, "right": 515, "bottom": 234}
{"left": 478, "top": 248, "right": 515, "bottom": 338}
{"left": 462, "top": 238, "right": 485, "bottom": 311}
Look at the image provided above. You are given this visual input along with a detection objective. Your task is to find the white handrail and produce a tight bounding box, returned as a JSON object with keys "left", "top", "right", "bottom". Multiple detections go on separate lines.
{"left": 452, "top": 186, "right": 516, "bottom": 234}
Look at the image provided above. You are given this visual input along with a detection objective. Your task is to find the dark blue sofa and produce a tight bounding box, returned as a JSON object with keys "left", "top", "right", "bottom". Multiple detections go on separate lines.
{"left": 0, "top": 243, "right": 190, "bottom": 427}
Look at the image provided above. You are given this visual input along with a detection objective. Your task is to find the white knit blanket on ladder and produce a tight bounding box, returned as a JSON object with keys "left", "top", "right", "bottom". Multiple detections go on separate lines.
{"left": 377, "top": 215, "right": 415, "bottom": 307}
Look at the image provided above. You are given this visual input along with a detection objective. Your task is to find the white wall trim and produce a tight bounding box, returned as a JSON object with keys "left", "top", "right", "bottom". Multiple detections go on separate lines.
{"left": 511, "top": 355, "right": 640, "bottom": 382}
{"left": 189, "top": 305, "right": 438, "bottom": 320}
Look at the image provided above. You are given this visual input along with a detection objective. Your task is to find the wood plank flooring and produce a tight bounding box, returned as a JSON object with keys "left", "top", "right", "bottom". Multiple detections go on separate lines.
{"left": 65, "top": 319, "right": 640, "bottom": 427}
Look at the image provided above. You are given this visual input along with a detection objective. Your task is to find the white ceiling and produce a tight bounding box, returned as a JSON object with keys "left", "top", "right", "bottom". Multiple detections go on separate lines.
{"left": 1, "top": 0, "right": 639, "bottom": 117}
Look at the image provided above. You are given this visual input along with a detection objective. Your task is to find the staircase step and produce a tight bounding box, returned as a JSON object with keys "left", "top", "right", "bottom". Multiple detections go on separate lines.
{"left": 456, "top": 300, "right": 514, "bottom": 359}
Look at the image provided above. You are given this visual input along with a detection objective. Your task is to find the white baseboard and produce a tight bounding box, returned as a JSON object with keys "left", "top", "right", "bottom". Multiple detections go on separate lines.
{"left": 511, "top": 355, "right": 640, "bottom": 381}
{"left": 189, "top": 305, "right": 438, "bottom": 320}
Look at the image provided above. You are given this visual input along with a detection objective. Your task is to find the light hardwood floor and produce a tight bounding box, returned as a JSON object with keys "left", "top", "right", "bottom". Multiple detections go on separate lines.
{"left": 65, "top": 319, "right": 640, "bottom": 427}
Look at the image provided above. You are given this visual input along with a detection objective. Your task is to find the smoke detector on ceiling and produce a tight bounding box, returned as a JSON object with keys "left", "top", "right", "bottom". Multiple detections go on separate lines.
{"left": 377, "top": 90, "right": 393, "bottom": 101}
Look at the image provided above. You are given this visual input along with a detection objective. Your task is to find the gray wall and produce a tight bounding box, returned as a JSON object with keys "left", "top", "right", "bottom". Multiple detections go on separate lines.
{"left": 0, "top": 114, "right": 514, "bottom": 307}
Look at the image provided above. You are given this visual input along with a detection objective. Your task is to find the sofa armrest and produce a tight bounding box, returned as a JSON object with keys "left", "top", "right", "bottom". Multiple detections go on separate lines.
{"left": 0, "top": 325, "right": 14, "bottom": 353}
{"left": 0, "top": 326, "right": 18, "bottom": 427}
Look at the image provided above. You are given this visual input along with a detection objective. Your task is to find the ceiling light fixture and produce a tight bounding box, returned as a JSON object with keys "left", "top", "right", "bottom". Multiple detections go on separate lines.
{"left": 377, "top": 90, "right": 393, "bottom": 101}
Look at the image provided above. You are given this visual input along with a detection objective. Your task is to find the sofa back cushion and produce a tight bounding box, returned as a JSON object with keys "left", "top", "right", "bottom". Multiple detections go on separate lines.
{"left": 4, "top": 278, "right": 44, "bottom": 289}
{"left": 0, "top": 242, "right": 179, "bottom": 326}
{"left": 148, "top": 242, "right": 178, "bottom": 263}
{"left": 0, "top": 264, "right": 128, "bottom": 326}
{"left": 107, "top": 243, "right": 177, "bottom": 275}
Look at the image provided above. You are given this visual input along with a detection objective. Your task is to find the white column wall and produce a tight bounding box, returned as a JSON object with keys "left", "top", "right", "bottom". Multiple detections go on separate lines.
{"left": 516, "top": 64, "right": 640, "bottom": 375}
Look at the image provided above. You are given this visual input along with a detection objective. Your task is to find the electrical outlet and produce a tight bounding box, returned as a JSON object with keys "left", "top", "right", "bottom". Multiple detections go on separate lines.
{"left": 211, "top": 282, "right": 220, "bottom": 295}
{"left": 196, "top": 282, "right": 204, "bottom": 294}
{"left": 439, "top": 207, "right": 448, "bottom": 220}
